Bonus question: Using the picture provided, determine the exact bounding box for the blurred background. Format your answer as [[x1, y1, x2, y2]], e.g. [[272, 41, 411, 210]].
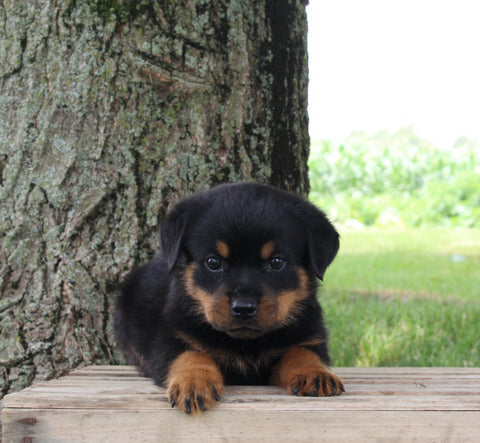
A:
[[307, 0, 480, 148], [305, 1, 480, 367]]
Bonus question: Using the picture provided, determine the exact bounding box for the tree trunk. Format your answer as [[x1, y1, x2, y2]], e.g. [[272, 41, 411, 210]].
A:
[[0, 0, 309, 395]]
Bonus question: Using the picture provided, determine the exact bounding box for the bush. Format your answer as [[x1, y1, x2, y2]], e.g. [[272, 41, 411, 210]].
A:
[[309, 128, 480, 227]]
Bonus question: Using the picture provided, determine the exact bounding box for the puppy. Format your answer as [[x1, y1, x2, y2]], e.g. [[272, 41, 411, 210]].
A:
[[115, 182, 343, 414]]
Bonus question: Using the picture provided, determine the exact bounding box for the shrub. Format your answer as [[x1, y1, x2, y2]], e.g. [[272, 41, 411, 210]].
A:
[[309, 128, 480, 227]]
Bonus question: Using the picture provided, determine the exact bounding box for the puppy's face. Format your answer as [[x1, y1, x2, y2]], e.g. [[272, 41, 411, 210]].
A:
[[184, 231, 311, 339], [160, 183, 339, 339]]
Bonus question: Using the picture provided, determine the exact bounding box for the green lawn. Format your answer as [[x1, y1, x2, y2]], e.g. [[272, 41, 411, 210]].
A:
[[320, 228, 480, 367]]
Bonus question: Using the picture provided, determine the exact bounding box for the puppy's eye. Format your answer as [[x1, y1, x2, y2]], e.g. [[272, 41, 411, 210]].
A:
[[205, 256, 222, 271], [269, 256, 286, 271]]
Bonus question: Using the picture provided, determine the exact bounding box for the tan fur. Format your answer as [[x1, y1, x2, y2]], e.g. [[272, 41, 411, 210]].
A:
[[275, 268, 310, 326], [166, 351, 224, 414], [216, 240, 230, 258], [260, 241, 275, 260], [271, 347, 344, 396], [175, 331, 328, 380], [175, 330, 286, 376], [184, 263, 230, 324], [184, 264, 314, 338]]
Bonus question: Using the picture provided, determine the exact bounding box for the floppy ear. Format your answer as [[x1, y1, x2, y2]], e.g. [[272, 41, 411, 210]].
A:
[[158, 203, 189, 271], [305, 206, 340, 281]]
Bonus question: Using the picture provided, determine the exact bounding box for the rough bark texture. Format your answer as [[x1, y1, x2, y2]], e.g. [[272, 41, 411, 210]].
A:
[[0, 0, 309, 395]]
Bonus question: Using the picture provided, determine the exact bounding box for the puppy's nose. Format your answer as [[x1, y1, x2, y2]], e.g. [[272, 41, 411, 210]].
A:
[[230, 299, 258, 320]]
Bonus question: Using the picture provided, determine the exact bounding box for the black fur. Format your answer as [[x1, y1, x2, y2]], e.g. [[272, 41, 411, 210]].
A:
[[115, 182, 339, 387]]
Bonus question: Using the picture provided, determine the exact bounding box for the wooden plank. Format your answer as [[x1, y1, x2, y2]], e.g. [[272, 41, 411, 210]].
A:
[[4, 393, 480, 413], [3, 366, 480, 442], [3, 409, 480, 442]]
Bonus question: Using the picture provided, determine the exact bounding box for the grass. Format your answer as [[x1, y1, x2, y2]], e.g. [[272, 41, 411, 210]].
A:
[[307, 129, 479, 366], [320, 228, 480, 367]]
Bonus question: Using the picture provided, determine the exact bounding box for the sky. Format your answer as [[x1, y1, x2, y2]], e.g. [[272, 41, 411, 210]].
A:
[[306, 0, 480, 148]]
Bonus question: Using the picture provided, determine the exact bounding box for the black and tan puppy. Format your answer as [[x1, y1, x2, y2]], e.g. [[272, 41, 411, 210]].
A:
[[115, 182, 343, 414]]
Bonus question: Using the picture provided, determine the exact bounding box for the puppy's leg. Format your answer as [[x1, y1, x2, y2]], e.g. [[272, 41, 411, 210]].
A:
[[271, 347, 344, 396], [166, 351, 224, 414]]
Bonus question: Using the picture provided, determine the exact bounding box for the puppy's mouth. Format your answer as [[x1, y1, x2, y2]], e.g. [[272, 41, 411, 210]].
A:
[[225, 326, 264, 339]]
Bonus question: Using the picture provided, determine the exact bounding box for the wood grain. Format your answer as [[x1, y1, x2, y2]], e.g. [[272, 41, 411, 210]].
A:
[[3, 366, 480, 442]]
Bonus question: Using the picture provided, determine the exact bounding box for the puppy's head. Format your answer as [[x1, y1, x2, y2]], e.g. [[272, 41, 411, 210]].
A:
[[160, 183, 339, 339]]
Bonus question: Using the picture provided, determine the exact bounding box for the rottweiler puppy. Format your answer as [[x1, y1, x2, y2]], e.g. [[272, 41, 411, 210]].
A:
[[115, 182, 344, 414]]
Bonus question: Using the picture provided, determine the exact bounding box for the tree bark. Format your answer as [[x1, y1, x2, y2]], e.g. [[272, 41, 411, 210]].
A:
[[0, 0, 309, 395]]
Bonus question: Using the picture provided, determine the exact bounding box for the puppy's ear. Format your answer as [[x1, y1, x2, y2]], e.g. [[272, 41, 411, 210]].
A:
[[305, 206, 340, 281], [159, 204, 189, 271]]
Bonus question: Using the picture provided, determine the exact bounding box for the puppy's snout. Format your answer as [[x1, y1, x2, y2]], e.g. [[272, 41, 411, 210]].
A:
[[228, 284, 261, 321], [230, 300, 258, 320], [230, 298, 258, 320], [230, 290, 258, 320]]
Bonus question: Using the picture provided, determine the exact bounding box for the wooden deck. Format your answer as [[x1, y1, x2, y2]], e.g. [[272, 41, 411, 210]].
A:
[[2, 365, 480, 442]]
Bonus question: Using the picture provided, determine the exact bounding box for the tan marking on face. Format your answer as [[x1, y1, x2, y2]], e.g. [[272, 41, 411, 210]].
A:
[[246, 267, 312, 333], [184, 263, 230, 328], [184, 263, 215, 322], [183, 263, 311, 341], [260, 241, 275, 260], [216, 240, 230, 258], [256, 294, 278, 326], [275, 268, 311, 327]]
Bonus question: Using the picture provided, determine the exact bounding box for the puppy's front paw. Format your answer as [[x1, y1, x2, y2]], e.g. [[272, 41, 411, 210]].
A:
[[286, 368, 344, 397], [273, 347, 344, 397], [166, 351, 224, 414]]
